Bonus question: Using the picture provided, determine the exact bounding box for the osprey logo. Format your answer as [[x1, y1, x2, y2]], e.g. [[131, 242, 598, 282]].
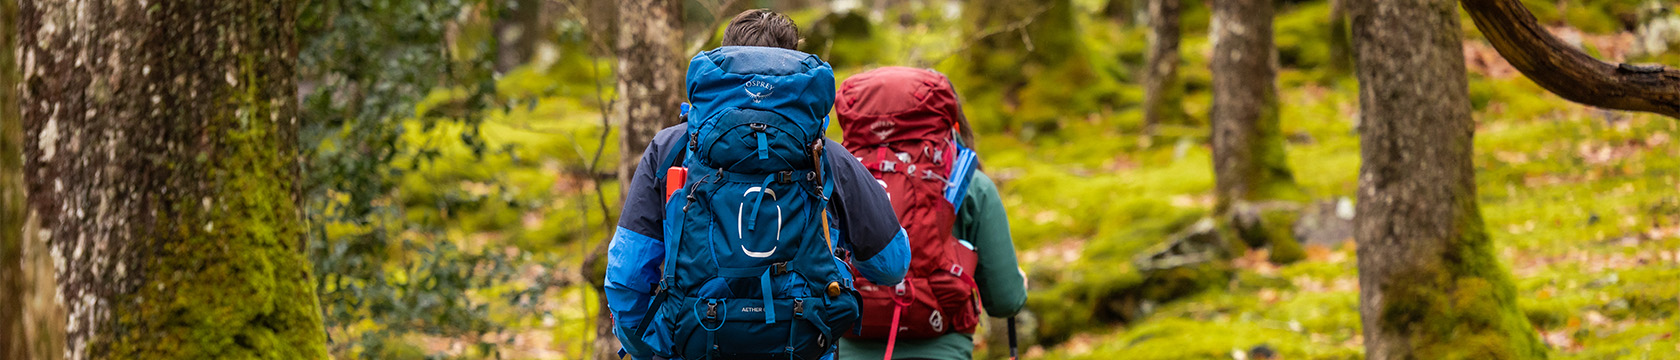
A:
[[870, 120, 896, 140], [744, 80, 775, 103]]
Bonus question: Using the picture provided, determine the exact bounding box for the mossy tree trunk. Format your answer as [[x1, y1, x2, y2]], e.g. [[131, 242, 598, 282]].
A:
[[1210, 0, 1299, 211], [19, 0, 328, 358], [582, 0, 684, 358], [1142, 0, 1184, 136], [1349, 0, 1547, 358]]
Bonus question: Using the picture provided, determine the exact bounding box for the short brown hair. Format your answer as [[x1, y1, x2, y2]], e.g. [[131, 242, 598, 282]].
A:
[[721, 9, 800, 50]]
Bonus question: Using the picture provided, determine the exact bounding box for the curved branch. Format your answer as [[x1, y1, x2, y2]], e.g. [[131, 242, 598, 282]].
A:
[[1461, 0, 1680, 118]]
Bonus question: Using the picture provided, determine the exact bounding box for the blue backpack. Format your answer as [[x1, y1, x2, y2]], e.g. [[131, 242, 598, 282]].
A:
[[625, 46, 859, 360]]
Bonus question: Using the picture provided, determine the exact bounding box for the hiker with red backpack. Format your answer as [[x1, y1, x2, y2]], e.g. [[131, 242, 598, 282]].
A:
[[833, 67, 1029, 360], [605, 10, 912, 360]]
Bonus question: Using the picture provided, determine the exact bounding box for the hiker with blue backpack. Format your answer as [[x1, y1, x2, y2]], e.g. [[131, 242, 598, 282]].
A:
[[832, 67, 1028, 360], [605, 9, 912, 360]]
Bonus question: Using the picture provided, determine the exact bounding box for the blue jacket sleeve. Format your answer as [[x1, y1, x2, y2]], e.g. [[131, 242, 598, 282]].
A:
[[605, 125, 686, 359], [854, 229, 909, 285], [824, 139, 909, 285]]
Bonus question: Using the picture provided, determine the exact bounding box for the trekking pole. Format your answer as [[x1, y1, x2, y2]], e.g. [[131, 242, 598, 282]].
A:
[[1007, 317, 1018, 360]]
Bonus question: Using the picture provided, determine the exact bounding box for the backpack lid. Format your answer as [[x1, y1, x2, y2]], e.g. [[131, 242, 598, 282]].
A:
[[686, 46, 836, 137], [835, 67, 963, 147]]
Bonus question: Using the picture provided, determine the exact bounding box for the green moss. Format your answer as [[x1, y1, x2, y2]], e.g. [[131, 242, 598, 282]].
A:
[[1261, 210, 1305, 264], [1376, 221, 1547, 359], [109, 54, 327, 358], [1275, 3, 1336, 71]]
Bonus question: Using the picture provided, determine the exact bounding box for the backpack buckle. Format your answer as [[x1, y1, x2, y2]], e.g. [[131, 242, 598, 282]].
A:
[[793, 299, 805, 316], [950, 264, 965, 277], [705, 300, 719, 318], [772, 262, 790, 275], [777, 171, 795, 184]]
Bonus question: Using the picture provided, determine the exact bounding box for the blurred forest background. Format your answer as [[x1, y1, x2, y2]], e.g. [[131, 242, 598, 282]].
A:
[[281, 0, 1680, 358], [5, 0, 1680, 359]]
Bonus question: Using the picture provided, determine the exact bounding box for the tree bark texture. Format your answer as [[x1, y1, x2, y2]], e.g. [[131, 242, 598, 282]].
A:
[[1142, 0, 1183, 133], [1462, 0, 1680, 119], [495, 0, 545, 73], [19, 0, 328, 358], [6, 1, 64, 358], [4, 0, 26, 354], [596, 0, 683, 358], [1210, 0, 1297, 210], [1350, 0, 1547, 358]]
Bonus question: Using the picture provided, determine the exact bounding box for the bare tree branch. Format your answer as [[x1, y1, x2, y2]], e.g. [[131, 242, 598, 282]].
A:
[[1461, 0, 1680, 118], [921, 4, 1052, 68], [685, 0, 743, 55]]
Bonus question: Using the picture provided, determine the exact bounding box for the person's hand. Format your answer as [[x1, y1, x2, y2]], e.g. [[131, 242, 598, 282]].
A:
[[1019, 267, 1029, 290]]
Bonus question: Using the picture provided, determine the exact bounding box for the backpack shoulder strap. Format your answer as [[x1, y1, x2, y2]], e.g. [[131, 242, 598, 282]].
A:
[[655, 105, 692, 182], [654, 140, 686, 181]]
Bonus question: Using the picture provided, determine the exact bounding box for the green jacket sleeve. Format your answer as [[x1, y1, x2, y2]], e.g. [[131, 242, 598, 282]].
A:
[[954, 170, 1027, 317]]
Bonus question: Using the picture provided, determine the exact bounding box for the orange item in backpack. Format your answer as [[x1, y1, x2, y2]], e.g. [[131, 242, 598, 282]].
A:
[[664, 167, 687, 202]]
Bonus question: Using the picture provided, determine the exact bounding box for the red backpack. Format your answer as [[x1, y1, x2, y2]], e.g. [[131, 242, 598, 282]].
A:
[[836, 67, 982, 348]]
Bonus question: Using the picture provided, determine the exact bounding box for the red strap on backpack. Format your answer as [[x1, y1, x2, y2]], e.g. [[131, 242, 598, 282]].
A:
[[882, 281, 915, 360]]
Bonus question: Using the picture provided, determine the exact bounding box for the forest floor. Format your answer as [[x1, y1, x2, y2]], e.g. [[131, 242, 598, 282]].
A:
[[1006, 74, 1680, 359]]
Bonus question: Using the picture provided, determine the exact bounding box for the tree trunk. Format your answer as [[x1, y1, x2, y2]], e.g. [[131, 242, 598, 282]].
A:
[[6, 1, 63, 358], [588, 0, 684, 358], [496, 0, 545, 73], [1142, 0, 1183, 135], [1328, 0, 1353, 74], [1210, 0, 1298, 210], [1461, 0, 1680, 119], [1350, 0, 1547, 358], [19, 1, 328, 358], [2, 0, 21, 349]]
